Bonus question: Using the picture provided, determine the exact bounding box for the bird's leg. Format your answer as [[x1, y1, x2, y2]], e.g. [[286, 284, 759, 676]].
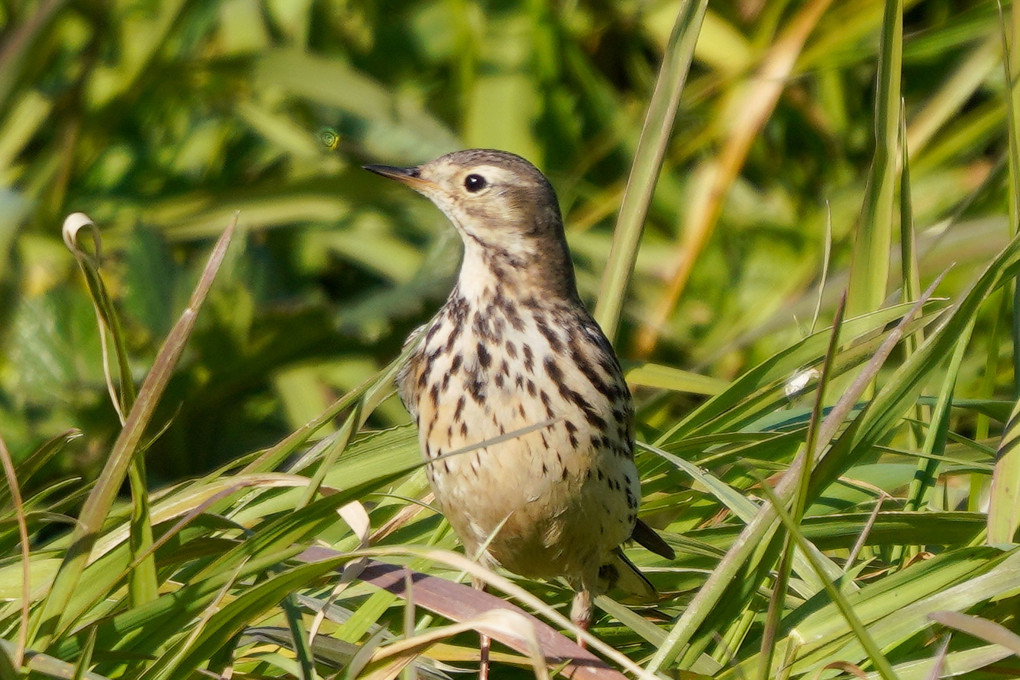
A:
[[570, 588, 593, 650], [473, 576, 491, 680], [480, 630, 491, 678]]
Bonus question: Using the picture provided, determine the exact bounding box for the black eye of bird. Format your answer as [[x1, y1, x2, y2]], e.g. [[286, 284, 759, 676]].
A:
[[464, 174, 487, 192]]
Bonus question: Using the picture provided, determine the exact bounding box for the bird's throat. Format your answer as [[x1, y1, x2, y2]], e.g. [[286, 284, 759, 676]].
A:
[[457, 237, 579, 303]]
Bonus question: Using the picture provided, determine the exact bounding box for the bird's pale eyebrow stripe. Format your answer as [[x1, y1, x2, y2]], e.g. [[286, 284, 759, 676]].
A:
[[465, 165, 514, 184]]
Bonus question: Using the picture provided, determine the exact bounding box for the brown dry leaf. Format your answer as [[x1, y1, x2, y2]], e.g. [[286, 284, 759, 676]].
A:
[[297, 548, 633, 680]]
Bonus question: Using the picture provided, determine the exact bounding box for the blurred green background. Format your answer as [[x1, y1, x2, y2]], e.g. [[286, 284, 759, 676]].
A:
[[0, 0, 1009, 485]]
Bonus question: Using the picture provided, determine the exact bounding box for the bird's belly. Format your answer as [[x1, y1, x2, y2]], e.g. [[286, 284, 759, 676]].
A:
[[410, 330, 639, 580]]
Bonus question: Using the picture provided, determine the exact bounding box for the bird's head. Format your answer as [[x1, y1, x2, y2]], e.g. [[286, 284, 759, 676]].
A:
[[365, 149, 568, 270]]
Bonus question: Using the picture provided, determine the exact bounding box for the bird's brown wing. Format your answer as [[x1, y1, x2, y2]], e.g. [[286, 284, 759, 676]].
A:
[[396, 324, 428, 421], [631, 518, 675, 560]]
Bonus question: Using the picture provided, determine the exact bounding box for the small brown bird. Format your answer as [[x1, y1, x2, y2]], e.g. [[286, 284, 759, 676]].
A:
[[366, 149, 673, 671]]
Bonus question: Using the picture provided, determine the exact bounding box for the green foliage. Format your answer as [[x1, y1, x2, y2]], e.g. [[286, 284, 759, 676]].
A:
[[3, 0, 1020, 678]]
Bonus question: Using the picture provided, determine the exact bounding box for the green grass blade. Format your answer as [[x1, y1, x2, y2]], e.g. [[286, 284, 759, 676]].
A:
[[812, 235, 1020, 505], [593, 0, 708, 342], [1003, 2, 1020, 396], [0, 644, 15, 680], [298, 405, 360, 508], [240, 335, 413, 477], [0, 0, 62, 112], [899, 322, 974, 522], [973, 288, 1008, 510], [658, 302, 943, 443], [759, 294, 847, 680], [0, 638, 112, 680], [758, 479, 898, 680], [634, 0, 836, 356], [70, 628, 96, 680], [280, 593, 316, 680], [907, 34, 1000, 156], [647, 276, 940, 672], [7, 430, 81, 495], [988, 395, 1020, 543], [846, 0, 902, 320], [0, 433, 28, 668], [928, 610, 1020, 655]]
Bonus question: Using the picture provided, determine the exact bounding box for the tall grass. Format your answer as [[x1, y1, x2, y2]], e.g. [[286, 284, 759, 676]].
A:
[[2, 1, 1020, 678]]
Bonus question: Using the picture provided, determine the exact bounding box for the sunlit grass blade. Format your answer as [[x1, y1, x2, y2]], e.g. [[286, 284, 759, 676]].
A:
[[625, 364, 728, 396], [897, 323, 974, 547], [974, 288, 1008, 509], [593, 0, 708, 342], [988, 395, 1020, 543], [928, 610, 1020, 656], [887, 643, 1013, 680], [759, 294, 847, 680], [647, 275, 941, 672], [658, 302, 943, 443], [0, 433, 28, 668], [758, 478, 897, 680], [0, 639, 112, 680], [1003, 1, 1020, 396], [899, 99, 925, 385], [724, 547, 1020, 678], [71, 628, 96, 680], [893, 97, 944, 566], [43, 473, 409, 664], [133, 558, 248, 680], [633, 0, 836, 356], [297, 405, 360, 508], [642, 441, 846, 591], [812, 232, 1020, 507], [846, 0, 901, 322]]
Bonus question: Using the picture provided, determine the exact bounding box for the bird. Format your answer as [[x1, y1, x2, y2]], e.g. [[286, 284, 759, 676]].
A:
[[365, 149, 674, 675]]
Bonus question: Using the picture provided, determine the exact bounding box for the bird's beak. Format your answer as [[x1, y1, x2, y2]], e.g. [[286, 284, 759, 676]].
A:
[[363, 164, 437, 192]]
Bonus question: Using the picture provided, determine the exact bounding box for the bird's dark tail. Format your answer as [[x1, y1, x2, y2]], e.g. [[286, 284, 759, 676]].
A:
[[598, 520, 672, 601], [631, 518, 675, 559], [602, 549, 657, 601]]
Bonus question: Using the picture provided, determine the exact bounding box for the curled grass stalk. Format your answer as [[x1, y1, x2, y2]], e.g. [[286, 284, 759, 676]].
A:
[[63, 213, 156, 608], [29, 215, 237, 649]]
